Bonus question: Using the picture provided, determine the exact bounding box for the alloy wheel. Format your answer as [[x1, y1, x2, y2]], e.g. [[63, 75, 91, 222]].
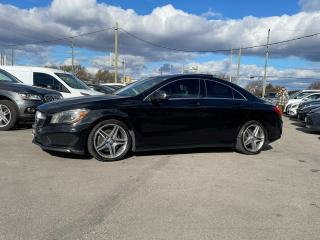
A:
[[0, 104, 11, 128], [242, 123, 265, 153], [93, 123, 128, 159]]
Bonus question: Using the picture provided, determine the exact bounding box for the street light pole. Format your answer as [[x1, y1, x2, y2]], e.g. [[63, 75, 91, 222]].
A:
[[114, 22, 119, 83]]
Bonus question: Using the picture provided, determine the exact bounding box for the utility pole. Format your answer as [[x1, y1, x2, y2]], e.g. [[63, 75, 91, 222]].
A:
[[182, 64, 185, 74], [236, 47, 242, 85], [122, 57, 126, 83], [229, 48, 234, 82], [70, 37, 75, 74], [262, 29, 271, 98], [11, 48, 14, 66], [114, 22, 119, 83]]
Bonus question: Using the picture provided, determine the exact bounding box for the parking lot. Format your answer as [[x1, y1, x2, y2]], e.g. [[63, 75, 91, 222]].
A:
[[0, 117, 319, 240]]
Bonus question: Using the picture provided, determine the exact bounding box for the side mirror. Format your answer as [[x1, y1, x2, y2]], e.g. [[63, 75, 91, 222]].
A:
[[150, 90, 169, 102]]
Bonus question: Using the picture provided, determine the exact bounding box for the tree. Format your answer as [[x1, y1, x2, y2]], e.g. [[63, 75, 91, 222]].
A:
[[308, 81, 320, 90], [95, 70, 115, 83]]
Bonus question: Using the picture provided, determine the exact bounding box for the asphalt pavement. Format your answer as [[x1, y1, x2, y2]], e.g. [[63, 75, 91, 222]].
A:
[[0, 117, 319, 240]]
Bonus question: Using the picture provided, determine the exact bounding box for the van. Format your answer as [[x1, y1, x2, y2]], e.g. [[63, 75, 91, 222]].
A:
[[0, 66, 101, 98]]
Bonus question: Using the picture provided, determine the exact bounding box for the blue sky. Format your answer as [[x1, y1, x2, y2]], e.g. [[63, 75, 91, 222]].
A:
[[0, 0, 319, 89], [2, 0, 301, 17]]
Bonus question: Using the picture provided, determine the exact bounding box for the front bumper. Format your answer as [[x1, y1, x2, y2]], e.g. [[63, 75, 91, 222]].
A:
[[305, 115, 320, 132], [32, 122, 90, 155]]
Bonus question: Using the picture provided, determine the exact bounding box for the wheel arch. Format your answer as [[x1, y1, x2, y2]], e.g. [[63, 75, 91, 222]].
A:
[[236, 116, 270, 143], [86, 114, 137, 152]]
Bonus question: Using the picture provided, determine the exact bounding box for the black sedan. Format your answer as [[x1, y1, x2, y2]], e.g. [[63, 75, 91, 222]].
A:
[[297, 100, 320, 121], [305, 107, 320, 131], [33, 74, 282, 161]]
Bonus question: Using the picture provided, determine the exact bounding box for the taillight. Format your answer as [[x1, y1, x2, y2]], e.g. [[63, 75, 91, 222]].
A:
[[273, 105, 282, 118]]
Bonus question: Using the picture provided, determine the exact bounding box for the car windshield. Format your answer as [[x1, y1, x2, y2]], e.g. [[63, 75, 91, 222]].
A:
[[0, 70, 21, 83], [115, 76, 167, 97], [55, 73, 90, 90], [293, 92, 312, 99]]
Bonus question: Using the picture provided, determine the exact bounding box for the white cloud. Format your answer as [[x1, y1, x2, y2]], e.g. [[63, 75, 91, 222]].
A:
[[299, 0, 320, 12], [201, 8, 222, 19], [0, 0, 320, 62]]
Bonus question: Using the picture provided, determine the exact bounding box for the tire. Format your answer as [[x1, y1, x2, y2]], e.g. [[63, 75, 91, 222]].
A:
[[235, 120, 267, 155], [0, 100, 18, 131], [87, 119, 132, 161]]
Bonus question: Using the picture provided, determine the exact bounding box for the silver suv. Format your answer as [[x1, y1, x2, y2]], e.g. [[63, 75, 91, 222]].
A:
[[0, 69, 62, 130]]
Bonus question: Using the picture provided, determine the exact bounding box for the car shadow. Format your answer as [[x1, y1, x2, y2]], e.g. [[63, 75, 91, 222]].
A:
[[11, 124, 33, 131], [295, 127, 320, 135], [43, 145, 274, 161], [291, 121, 304, 127], [45, 150, 92, 160], [133, 145, 273, 157]]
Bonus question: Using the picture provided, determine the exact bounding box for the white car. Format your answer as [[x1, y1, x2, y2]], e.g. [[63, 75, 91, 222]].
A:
[[0, 66, 102, 98], [286, 92, 320, 116]]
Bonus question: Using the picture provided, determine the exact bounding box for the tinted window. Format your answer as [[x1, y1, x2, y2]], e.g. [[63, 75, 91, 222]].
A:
[[160, 79, 199, 98], [0, 70, 20, 83], [55, 73, 89, 90], [33, 73, 69, 93], [116, 76, 166, 97], [205, 80, 233, 99], [233, 90, 245, 99], [308, 94, 320, 100]]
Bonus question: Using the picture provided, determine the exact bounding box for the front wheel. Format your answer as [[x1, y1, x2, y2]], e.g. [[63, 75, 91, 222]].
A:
[[0, 100, 18, 131], [87, 119, 131, 161], [236, 121, 267, 155]]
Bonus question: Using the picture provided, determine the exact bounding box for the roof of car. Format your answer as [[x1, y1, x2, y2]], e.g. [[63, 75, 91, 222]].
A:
[[0, 65, 67, 74]]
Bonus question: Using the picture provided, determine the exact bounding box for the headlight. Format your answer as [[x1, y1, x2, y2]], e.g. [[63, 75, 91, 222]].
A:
[[50, 109, 89, 124], [19, 93, 42, 100], [291, 104, 298, 109]]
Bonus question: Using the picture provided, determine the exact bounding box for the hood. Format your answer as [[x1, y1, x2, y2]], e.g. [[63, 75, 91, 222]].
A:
[[0, 82, 61, 96], [37, 94, 125, 114]]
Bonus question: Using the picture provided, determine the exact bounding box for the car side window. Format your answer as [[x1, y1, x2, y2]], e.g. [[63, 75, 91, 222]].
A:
[[233, 89, 245, 100], [205, 80, 234, 99], [33, 73, 69, 93], [160, 79, 199, 98]]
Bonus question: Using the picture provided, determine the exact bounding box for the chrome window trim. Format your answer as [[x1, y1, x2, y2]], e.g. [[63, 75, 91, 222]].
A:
[[204, 79, 247, 100], [143, 77, 247, 101], [143, 78, 200, 101]]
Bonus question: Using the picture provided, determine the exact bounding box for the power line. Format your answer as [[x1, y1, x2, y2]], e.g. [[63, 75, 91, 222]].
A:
[[119, 27, 320, 53], [0, 27, 115, 48]]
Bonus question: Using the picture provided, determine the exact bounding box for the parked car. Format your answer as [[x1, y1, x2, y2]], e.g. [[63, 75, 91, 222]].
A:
[[87, 84, 115, 94], [101, 83, 126, 90], [33, 74, 282, 161], [305, 107, 320, 131], [297, 100, 320, 121], [264, 92, 277, 105], [0, 66, 102, 98], [0, 69, 62, 130], [285, 92, 320, 116]]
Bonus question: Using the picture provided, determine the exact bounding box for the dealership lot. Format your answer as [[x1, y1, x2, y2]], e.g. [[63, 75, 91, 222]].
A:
[[0, 117, 319, 240]]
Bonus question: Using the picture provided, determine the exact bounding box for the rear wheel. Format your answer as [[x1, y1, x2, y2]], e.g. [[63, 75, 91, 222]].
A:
[[236, 121, 266, 155], [0, 100, 17, 131], [87, 119, 131, 161]]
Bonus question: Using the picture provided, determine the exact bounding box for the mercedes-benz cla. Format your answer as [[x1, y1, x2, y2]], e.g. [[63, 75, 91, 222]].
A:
[[33, 74, 282, 161]]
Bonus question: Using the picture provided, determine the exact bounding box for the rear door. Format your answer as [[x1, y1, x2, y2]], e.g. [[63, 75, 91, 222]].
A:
[[198, 79, 247, 145]]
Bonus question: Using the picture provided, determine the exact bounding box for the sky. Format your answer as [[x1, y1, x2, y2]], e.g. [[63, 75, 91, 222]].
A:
[[0, 0, 320, 89]]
